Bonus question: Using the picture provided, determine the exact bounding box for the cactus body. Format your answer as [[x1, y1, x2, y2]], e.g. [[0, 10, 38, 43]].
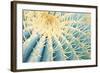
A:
[[22, 11, 91, 62]]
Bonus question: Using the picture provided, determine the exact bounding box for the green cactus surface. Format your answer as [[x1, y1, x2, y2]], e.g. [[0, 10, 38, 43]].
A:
[[22, 10, 91, 62]]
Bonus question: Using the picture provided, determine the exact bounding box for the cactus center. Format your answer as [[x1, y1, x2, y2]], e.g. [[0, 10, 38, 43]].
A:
[[33, 12, 63, 39]]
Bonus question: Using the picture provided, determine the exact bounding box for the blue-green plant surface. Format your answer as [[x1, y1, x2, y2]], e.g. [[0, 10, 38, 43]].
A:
[[22, 11, 91, 62]]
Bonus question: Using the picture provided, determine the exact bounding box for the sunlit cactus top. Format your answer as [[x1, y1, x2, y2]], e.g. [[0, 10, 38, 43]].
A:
[[22, 10, 91, 62]]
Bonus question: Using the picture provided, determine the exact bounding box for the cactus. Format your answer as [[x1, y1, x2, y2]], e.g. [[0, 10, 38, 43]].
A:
[[22, 11, 91, 62]]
